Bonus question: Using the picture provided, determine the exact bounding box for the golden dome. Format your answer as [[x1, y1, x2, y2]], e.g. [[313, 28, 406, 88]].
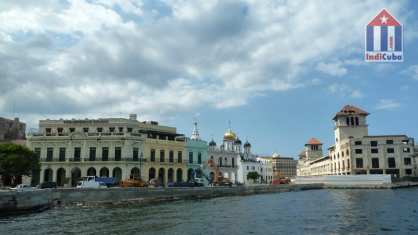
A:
[[224, 129, 237, 141]]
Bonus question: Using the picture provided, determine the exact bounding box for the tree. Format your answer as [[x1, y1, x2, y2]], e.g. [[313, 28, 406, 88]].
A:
[[0, 143, 40, 186], [247, 171, 260, 183]]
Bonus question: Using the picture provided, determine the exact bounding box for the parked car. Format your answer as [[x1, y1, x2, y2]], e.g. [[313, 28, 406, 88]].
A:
[[39, 182, 57, 189], [10, 184, 36, 192], [168, 181, 203, 187], [76, 176, 107, 189]]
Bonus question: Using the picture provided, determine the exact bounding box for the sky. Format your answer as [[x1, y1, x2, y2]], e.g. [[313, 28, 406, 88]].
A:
[[1, 0, 418, 157]]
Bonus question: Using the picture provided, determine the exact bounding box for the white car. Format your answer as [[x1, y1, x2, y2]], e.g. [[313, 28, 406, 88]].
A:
[[11, 184, 36, 192], [76, 177, 107, 189]]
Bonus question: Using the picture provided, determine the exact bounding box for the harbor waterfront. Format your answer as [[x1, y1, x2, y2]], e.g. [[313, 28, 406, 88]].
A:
[[1, 188, 418, 234]]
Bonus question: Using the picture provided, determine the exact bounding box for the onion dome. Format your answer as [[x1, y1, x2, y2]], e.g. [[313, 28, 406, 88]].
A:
[[209, 140, 216, 146], [224, 129, 237, 141], [244, 141, 251, 148], [234, 138, 242, 145]]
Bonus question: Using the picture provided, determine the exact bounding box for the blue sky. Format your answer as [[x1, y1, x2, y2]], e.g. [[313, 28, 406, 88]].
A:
[[0, 0, 418, 157]]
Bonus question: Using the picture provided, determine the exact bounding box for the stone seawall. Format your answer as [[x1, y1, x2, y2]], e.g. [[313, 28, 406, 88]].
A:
[[54, 184, 323, 205], [0, 184, 322, 214]]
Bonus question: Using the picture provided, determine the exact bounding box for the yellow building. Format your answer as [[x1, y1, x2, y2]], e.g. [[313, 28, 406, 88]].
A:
[[142, 126, 188, 186]]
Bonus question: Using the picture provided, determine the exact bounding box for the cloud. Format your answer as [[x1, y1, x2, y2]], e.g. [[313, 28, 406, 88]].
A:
[[328, 84, 364, 99], [403, 65, 418, 80], [375, 99, 401, 110], [0, 0, 407, 125], [317, 62, 348, 77]]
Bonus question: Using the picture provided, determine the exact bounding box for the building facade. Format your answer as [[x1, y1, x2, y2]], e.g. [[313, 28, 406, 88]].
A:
[[297, 105, 418, 178], [185, 121, 208, 181], [26, 114, 189, 187], [272, 153, 297, 178], [297, 138, 331, 176], [207, 128, 240, 183]]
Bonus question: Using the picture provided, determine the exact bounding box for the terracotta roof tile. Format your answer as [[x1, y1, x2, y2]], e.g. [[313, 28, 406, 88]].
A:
[[306, 138, 322, 145], [333, 105, 369, 120]]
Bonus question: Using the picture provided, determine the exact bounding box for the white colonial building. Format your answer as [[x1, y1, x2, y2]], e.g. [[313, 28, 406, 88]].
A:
[[297, 105, 418, 178], [207, 126, 270, 185], [297, 138, 331, 176]]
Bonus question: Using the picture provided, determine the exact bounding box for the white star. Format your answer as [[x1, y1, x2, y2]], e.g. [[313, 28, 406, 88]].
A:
[[380, 15, 388, 24]]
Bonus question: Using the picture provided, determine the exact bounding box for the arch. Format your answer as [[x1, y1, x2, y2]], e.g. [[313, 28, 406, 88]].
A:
[[187, 168, 194, 182], [100, 167, 109, 177], [168, 168, 174, 183], [71, 167, 81, 187], [176, 168, 183, 182], [158, 168, 165, 186], [56, 168, 66, 187], [112, 167, 122, 182], [148, 167, 156, 181], [209, 172, 215, 183], [87, 167, 96, 177], [131, 167, 140, 179], [195, 168, 203, 178], [230, 172, 235, 183], [43, 168, 53, 183]]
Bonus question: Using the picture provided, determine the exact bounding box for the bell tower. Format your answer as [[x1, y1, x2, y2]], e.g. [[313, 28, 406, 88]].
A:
[[333, 105, 369, 143]]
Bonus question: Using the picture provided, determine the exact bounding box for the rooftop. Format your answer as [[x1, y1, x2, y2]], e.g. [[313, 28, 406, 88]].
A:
[[333, 105, 369, 120]]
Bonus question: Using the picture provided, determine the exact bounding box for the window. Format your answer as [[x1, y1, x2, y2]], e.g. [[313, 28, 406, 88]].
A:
[[46, 147, 53, 161], [402, 139, 409, 145], [115, 147, 122, 161], [405, 169, 412, 175], [346, 117, 350, 126], [355, 117, 359, 126], [102, 147, 109, 161], [388, 158, 396, 168], [127, 128, 132, 133], [404, 158, 412, 166], [387, 148, 395, 154], [371, 148, 379, 154], [74, 147, 81, 161], [59, 148, 66, 162], [57, 128, 63, 133], [150, 149, 155, 162], [118, 127, 124, 132], [232, 157, 235, 167], [350, 117, 354, 126], [34, 148, 41, 160], [403, 147, 410, 153], [133, 148, 139, 161], [189, 152, 193, 164], [356, 158, 363, 168], [169, 151, 174, 163], [198, 152, 202, 164], [97, 127, 103, 133], [69, 128, 75, 133], [354, 141, 362, 146], [372, 158, 379, 168], [178, 151, 182, 163], [355, 149, 363, 154], [89, 147, 96, 161], [386, 140, 394, 145], [246, 166, 249, 170], [109, 127, 115, 132], [370, 141, 378, 147], [83, 127, 89, 133], [46, 128, 51, 135], [160, 150, 165, 162]]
